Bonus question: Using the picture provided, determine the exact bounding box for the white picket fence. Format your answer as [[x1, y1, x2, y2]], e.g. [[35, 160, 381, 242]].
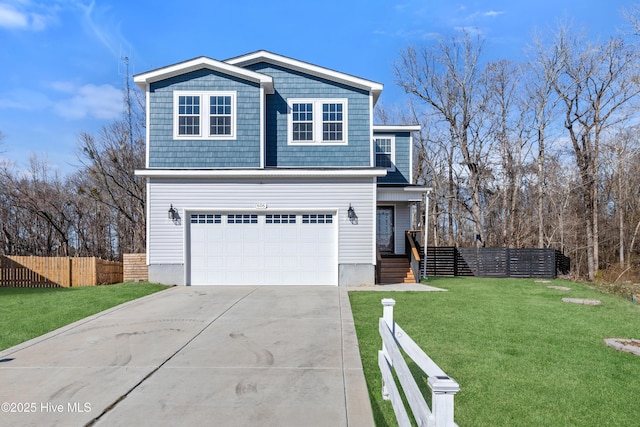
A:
[[379, 298, 460, 427]]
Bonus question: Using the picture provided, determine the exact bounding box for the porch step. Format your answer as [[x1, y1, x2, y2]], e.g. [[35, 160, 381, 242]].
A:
[[379, 256, 416, 284]]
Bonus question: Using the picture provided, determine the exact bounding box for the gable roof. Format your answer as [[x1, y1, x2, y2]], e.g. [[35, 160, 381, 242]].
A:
[[225, 50, 384, 104], [133, 56, 275, 93]]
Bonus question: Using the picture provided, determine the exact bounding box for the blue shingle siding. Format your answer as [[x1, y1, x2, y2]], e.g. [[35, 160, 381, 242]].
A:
[[148, 69, 261, 168], [247, 63, 372, 168], [377, 132, 411, 184]]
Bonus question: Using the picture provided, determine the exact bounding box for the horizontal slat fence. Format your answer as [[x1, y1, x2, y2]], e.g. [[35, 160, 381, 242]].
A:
[[123, 253, 148, 282], [421, 246, 474, 277], [416, 246, 570, 279], [0, 256, 122, 288], [457, 248, 561, 278], [556, 251, 571, 275]]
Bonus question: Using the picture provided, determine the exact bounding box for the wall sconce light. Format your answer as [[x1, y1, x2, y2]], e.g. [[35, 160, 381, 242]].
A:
[[168, 204, 178, 221], [347, 204, 358, 224]]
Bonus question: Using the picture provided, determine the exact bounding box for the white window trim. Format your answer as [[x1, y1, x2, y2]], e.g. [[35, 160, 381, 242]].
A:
[[173, 91, 237, 140], [374, 134, 396, 172], [287, 98, 348, 145]]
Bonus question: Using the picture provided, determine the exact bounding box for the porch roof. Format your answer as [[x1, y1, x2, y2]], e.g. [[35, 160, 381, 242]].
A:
[[377, 185, 432, 202]]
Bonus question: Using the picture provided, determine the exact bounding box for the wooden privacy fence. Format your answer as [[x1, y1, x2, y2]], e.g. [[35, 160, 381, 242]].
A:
[[0, 255, 123, 288], [123, 253, 148, 282], [379, 298, 460, 427]]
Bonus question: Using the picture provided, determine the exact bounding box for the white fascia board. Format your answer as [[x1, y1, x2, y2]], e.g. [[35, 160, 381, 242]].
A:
[[225, 50, 383, 104], [133, 56, 274, 94], [403, 186, 432, 193], [373, 125, 421, 133], [135, 168, 388, 178], [377, 186, 431, 202]]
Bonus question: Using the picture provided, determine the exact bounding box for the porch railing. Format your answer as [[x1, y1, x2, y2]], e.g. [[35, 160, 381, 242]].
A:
[[406, 231, 422, 282]]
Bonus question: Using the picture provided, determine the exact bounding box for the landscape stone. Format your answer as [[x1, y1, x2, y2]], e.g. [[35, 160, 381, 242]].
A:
[[548, 286, 572, 291], [562, 298, 602, 305], [604, 338, 640, 356]]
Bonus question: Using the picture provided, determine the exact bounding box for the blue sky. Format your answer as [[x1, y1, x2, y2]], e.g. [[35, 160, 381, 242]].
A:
[[0, 0, 637, 172]]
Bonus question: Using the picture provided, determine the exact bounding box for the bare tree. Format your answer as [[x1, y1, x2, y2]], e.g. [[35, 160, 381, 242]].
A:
[[600, 126, 640, 272], [75, 76, 146, 258], [551, 27, 640, 280], [396, 32, 492, 246], [77, 118, 146, 257], [528, 36, 563, 248], [0, 156, 76, 256], [483, 59, 534, 247]]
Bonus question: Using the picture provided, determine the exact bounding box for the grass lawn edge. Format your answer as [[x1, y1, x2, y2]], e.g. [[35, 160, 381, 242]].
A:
[[0, 283, 173, 356]]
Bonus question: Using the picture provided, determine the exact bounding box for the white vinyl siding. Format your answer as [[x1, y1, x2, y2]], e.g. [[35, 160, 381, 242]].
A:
[[146, 177, 376, 267]]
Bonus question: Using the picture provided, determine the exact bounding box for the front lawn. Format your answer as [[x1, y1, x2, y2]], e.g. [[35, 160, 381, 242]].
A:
[[0, 282, 169, 351], [349, 277, 640, 426]]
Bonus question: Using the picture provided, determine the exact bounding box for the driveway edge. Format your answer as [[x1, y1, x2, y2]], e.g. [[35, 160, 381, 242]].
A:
[[0, 286, 177, 359]]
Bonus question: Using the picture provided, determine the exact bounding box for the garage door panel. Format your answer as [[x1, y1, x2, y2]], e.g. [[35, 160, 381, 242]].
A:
[[224, 270, 244, 284], [279, 256, 299, 269], [189, 212, 336, 285], [206, 270, 224, 283], [280, 244, 299, 257]]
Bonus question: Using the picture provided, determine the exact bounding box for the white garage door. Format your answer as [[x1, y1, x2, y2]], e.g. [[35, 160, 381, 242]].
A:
[[189, 212, 337, 285]]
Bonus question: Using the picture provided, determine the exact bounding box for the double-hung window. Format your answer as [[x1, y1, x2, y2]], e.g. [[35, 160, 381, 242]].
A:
[[177, 95, 201, 136], [374, 136, 395, 171], [292, 103, 313, 141], [288, 98, 347, 144], [174, 91, 236, 139]]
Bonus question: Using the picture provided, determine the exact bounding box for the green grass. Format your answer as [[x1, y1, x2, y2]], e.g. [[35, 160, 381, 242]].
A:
[[349, 277, 640, 426], [0, 282, 169, 351]]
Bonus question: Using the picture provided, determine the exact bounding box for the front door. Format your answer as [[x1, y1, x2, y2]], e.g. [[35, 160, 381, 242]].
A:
[[376, 207, 394, 253]]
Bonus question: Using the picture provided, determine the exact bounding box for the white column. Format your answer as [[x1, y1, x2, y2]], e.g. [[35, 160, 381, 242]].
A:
[[423, 190, 431, 279]]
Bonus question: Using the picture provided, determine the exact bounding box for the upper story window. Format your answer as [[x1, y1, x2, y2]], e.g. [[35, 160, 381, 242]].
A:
[[374, 136, 395, 171], [288, 98, 348, 145], [292, 103, 313, 141], [177, 95, 201, 136], [174, 91, 236, 140], [209, 95, 233, 136]]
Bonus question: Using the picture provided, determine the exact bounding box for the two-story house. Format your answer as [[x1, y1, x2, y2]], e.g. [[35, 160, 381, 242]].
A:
[[133, 51, 428, 286]]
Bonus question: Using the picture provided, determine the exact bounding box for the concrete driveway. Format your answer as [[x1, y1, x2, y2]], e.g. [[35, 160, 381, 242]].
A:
[[0, 286, 374, 427]]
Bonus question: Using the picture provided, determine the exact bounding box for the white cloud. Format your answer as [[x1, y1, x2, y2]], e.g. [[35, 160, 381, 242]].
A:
[[0, 83, 122, 121], [0, 88, 52, 110], [0, 1, 58, 31], [30, 12, 48, 30], [0, 3, 28, 28], [484, 10, 504, 18], [53, 83, 122, 120], [50, 81, 76, 93], [454, 26, 484, 36], [79, 0, 133, 59]]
